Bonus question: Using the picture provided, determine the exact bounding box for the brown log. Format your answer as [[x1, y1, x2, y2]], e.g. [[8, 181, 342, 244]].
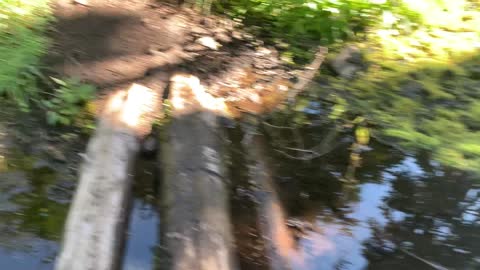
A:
[[55, 84, 162, 270], [158, 74, 237, 270], [243, 134, 296, 270]]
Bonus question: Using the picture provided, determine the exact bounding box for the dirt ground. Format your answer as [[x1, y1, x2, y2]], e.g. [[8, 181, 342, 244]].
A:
[[45, 0, 298, 116]]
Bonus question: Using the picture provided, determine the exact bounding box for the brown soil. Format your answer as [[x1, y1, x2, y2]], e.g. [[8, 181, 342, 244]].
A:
[[45, 0, 298, 116]]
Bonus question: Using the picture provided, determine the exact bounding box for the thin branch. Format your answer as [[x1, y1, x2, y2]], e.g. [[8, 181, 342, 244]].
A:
[[276, 139, 345, 161], [262, 121, 295, 130], [283, 147, 316, 153], [288, 47, 328, 102], [399, 248, 449, 270]]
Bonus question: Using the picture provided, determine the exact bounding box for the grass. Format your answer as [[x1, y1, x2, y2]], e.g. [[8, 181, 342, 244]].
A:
[[0, 0, 95, 129], [0, 0, 52, 109]]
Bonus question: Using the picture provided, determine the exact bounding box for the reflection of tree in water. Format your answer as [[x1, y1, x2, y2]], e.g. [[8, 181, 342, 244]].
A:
[[367, 158, 480, 269], [259, 123, 480, 269]]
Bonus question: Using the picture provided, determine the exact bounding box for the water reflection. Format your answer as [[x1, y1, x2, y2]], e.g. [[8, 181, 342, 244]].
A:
[[0, 151, 161, 270], [123, 200, 159, 270], [271, 135, 480, 270]]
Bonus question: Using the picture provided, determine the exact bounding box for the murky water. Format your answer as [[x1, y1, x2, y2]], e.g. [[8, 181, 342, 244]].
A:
[[1, 126, 479, 269], [229, 125, 480, 270], [0, 152, 161, 270]]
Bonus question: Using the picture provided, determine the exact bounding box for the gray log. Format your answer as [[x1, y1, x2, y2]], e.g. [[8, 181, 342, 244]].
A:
[[159, 75, 237, 270], [55, 84, 161, 270]]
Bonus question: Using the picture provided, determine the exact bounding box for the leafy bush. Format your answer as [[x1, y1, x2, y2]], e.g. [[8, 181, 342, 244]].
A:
[[42, 78, 96, 126], [0, 0, 96, 129], [218, 0, 420, 62], [221, 0, 480, 173]]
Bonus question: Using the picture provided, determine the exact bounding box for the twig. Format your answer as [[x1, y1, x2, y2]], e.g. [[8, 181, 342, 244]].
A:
[[283, 147, 316, 153], [288, 47, 328, 103], [262, 121, 294, 130], [399, 248, 449, 270], [275, 139, 344, 161]]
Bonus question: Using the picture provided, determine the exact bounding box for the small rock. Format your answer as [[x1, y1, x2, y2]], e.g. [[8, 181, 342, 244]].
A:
[[72, 0, 89, 6], [215, 32, 232, 44], [195, 36, 221, 50], [243, 33, 255, 41], [331, 46, 365, 78], [184, 43, 208, 52], [44, 145, 67, 163], [200, 17, 215, 28], [140, 18, 151, 26], [231, 31, 243, 40], [191, 26, 210, 36], [253, 59, 278, 70], [33, 159, 53, 170], [146, 44, 172, 55]]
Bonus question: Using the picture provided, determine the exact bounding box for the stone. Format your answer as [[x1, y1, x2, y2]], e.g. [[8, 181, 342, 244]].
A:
[[191, 26, 211, 36], [184, 43, 208, 52], [200, 17, 215, 28], [44, 145, 67, 163], [331, 46, 365, 78], [73, 0, 89, 6], [146, 44, 172, 55], [33, 159, 54, 170], [195, 36, 221, 50], [231, 31, 243, 40], [215, 32, 232, 44]]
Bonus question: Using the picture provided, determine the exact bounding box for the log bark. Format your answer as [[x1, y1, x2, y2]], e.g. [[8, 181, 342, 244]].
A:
[[55, 84, 162, 270], [159, 74, 237, 270], [243, 133, 295, 270]]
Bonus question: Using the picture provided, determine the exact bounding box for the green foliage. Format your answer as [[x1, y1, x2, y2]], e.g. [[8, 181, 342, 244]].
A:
[[0, 0, 96, 130], [42, 77, 95, 127], [219, 0, 420, 62], [234, 0, 480, 174], [0, 0, 51, 109]]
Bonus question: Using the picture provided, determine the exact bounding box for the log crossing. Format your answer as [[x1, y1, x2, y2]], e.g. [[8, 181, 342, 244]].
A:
[[159, 74, 238, 270], [55, 84, 162, 270]]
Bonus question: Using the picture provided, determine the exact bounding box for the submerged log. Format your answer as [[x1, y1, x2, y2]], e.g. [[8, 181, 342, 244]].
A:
[[243, 134, 296, 270], [55, 84, 162, 270], [159, 74, 237, 270]]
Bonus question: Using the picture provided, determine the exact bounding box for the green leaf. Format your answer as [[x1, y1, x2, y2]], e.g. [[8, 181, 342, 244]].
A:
[[59, 116, 71, 125], [46, 111, 58, 125], [50, 77, 67, 86], [41, 100, 53, 108]]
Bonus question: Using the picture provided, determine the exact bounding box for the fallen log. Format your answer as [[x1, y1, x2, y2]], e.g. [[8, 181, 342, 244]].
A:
[[242, 133, 296, 270], [159, 74, 237, 270], [55, 83, 162, 270]]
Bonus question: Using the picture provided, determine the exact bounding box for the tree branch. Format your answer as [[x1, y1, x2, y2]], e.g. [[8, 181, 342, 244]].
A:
[[287, 47, 328, 103]]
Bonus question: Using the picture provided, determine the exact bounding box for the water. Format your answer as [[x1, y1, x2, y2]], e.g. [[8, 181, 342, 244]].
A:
[[0, 152, 161, 270], [263, 135, 480, 270], [0, 128, 479, 269]]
